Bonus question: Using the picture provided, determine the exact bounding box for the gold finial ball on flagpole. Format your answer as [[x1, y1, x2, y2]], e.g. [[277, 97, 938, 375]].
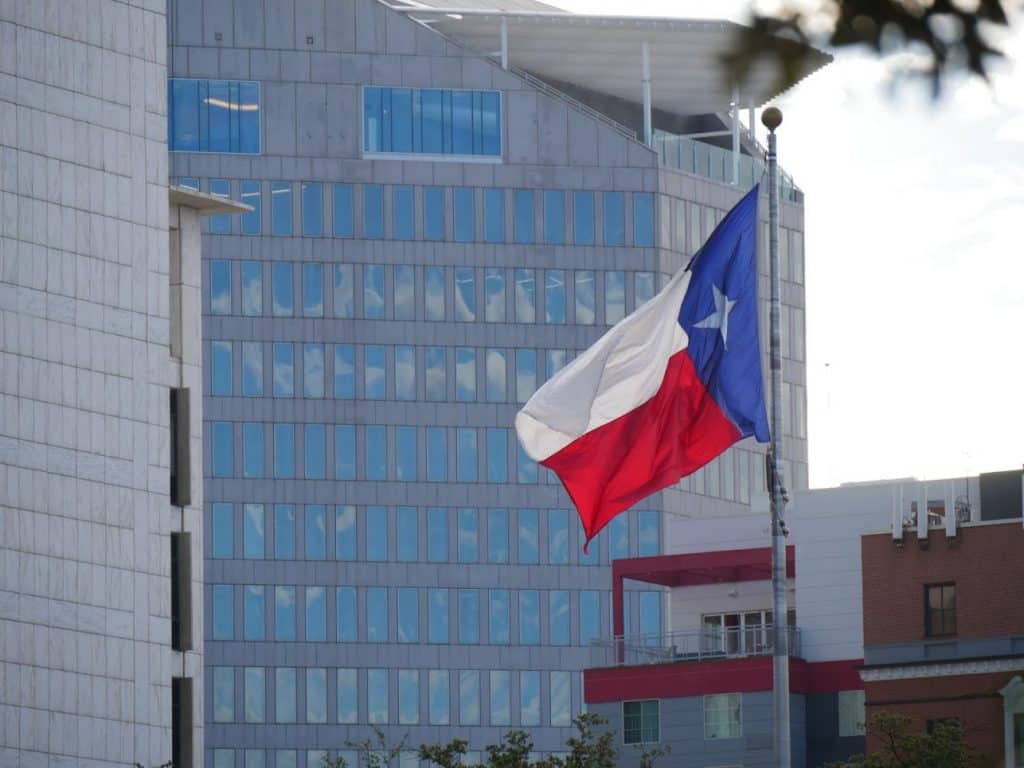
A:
[[761, 107, 783, 131]]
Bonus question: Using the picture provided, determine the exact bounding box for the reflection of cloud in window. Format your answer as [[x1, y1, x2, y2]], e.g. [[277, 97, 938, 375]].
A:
[[273, 357, 293, 396], [485, 271, 505, 321], [276, 587, 295, 608], [455, 270, 475, 321], [550, 671, 571, 726], [425, 268, 445, 320], [242, 277, 261, 314], [395, 347, 415, 399], [455, 349, 475, 399], [395, 268, 415, 317], [486, 349, 506, 400], [211, 291, 230, 314]]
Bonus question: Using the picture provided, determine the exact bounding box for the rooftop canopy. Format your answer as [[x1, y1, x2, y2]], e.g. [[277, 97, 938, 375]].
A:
[[388, 4, 832, 118]]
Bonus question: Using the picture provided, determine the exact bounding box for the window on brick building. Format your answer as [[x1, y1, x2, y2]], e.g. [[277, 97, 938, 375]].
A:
[[924, 583, 956, 636], [838, 690, 866, 736]]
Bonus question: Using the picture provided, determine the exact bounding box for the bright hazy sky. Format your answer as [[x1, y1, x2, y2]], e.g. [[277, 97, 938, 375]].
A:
[[557, 0, 1024, 488]]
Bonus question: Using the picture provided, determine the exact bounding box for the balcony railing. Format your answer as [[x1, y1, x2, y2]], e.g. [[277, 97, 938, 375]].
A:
[[591, 625, 803, 667], [654, 130, 802, 204]]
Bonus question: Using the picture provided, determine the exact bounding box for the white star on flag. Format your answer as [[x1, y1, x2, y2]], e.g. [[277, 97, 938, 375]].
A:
[[694, 284, 737, 349]]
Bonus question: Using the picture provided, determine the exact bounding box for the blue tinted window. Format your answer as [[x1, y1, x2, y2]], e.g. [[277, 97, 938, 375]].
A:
[[398, 588, 418, 643], [305, 505, 326, 559], [454, 267, 475, 321], [395, 345, 415, 399], [399, 669, 419, 724], [212, 667, 234, 722], [307, 668, 327, 722], [514, 268, 535, 323], [304, 425, 325, 479], [516, 441, 538, 484], [367, 668, 388, 723], [485, 348, 506, 402], [455, 348, 475, 402], [244, 585, 265, 640], [393, 186, 413, 240], [484, 189, 504, 243], [518, 509, 538, 564], [337, 669, 357, 723], [273, 423, 294, 478], [489, 589, 509, 644], [635, 271, 656, 305], [169, 79, 260, 153], [271, 263, 293, 316], [519, 590, 539, 644], [363, 87, 501, 157], [634, 193, 654, 247], [211, 340, 232, 396], [271, 182, 292, 235], [335, 505, 356, 561], [638, 510, 660, 556], [543, 191, 565, 244], [514, 190, 534, 244], [334, 425, 355, 480], [581, 590, 600, 645], [302, 183, 322, 236], [550, 590, 569, 645], [486, 428, 507, 484], [515, 348, 535, 404], [363, 185, 383, 239], [457, 428, 477, 482], [302, 263, 323, 317], [210, 260, 230, 315], [210, 180, 231, 234], [609, 515, 629, 559], [454, 188, 474, 242], [545, 269, 565, 324], [639, 591, 661, 637], [459, 670, 480, 725], [242, 423, 264, 478], [242, 342, 262, 396], [396, 426, 416, 481], [425, 266, 445, 321], [458, 589, 479, 643], [306, 586, 326, 640], [605, 271, 626, 324], [520, 671, 540, 726], [364, 345, 385, 399], [275, 505, 295, 559], [424, 187, 444, 240], [427, 507, 448, 562], [573, 191, 595, 245], [212, 503, 233, 558], [364, 264, 385, 319], [178, 177, 199, 191], [429, 589, 449, 643], [212, 584, 233, 639], [549, 509, 569, 564], [330, 264, 358, 317], [575, 270, 596, 325], [241, 262, 262, 315], [603, 191, 624, 245], [303, 343, 324, 398], [275, 586, 296, 640], [488, 509, 508, 563], [337, 587, 356, 642], [394, 267, 415, 321], [485, 268, 505, 322], [580, 519, 598, 565], [425, 428, 446, 481], [212, 423, 234, 479], [334, 344, 355, 399], [366, 587, 388, 642], [243, 504, 264, 559], [428, 670, 449, 725], [244, 668, 265, 723], [397, 507, 417, 561], [333, 184, 353, 237], [425, 346, 446, 401], [272, 342, 294, 397], [366, 506, 387, 561], [458, 507, 478, 562]]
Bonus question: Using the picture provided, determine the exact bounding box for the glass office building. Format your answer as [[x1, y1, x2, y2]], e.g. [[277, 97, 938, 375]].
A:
[[167, 0, 824, 765]]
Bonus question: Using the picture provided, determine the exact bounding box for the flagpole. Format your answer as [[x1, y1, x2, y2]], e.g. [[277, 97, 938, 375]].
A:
[[762, 106, 791, 768]]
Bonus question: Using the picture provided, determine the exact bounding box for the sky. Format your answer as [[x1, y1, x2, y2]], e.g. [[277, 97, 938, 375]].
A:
[[556, 0, 1024, 488]]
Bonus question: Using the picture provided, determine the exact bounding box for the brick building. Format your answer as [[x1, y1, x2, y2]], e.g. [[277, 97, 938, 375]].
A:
[[859, 471, 1024, 768]]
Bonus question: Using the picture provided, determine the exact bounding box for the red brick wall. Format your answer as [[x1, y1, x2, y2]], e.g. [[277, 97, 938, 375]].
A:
[[862, 522, 1024, 646], [865, 672, 1014, 768]]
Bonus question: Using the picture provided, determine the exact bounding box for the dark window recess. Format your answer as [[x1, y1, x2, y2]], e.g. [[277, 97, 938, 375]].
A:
[[171, 677, 194, 768], [171, 532, 193, 651], [170, 388, 191, 506], [979, 468, 1023, 521], [925, 583, 956, 637], [926, 718, 962, 738]]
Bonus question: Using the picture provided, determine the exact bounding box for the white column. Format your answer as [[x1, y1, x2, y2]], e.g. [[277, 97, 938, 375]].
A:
[[642, 42, 652, 147], [500, 17, 508, 70], [731, 86, 740, 184]]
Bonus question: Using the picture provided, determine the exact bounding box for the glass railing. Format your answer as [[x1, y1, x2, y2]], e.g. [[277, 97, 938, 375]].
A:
[[654, 130, 802, 204], [589, 625, 803, 667]]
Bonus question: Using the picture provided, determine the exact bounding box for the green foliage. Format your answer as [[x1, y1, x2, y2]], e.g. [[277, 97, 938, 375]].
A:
[[344, 725, 408, 768], [418, 738, 469, 768], [724, 0, 1018, 96], [550, 713, 617, 768], [824, 711, 977, 768]]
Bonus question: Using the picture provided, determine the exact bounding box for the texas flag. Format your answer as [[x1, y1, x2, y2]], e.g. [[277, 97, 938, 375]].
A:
[[515, 185, 769, 547]]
